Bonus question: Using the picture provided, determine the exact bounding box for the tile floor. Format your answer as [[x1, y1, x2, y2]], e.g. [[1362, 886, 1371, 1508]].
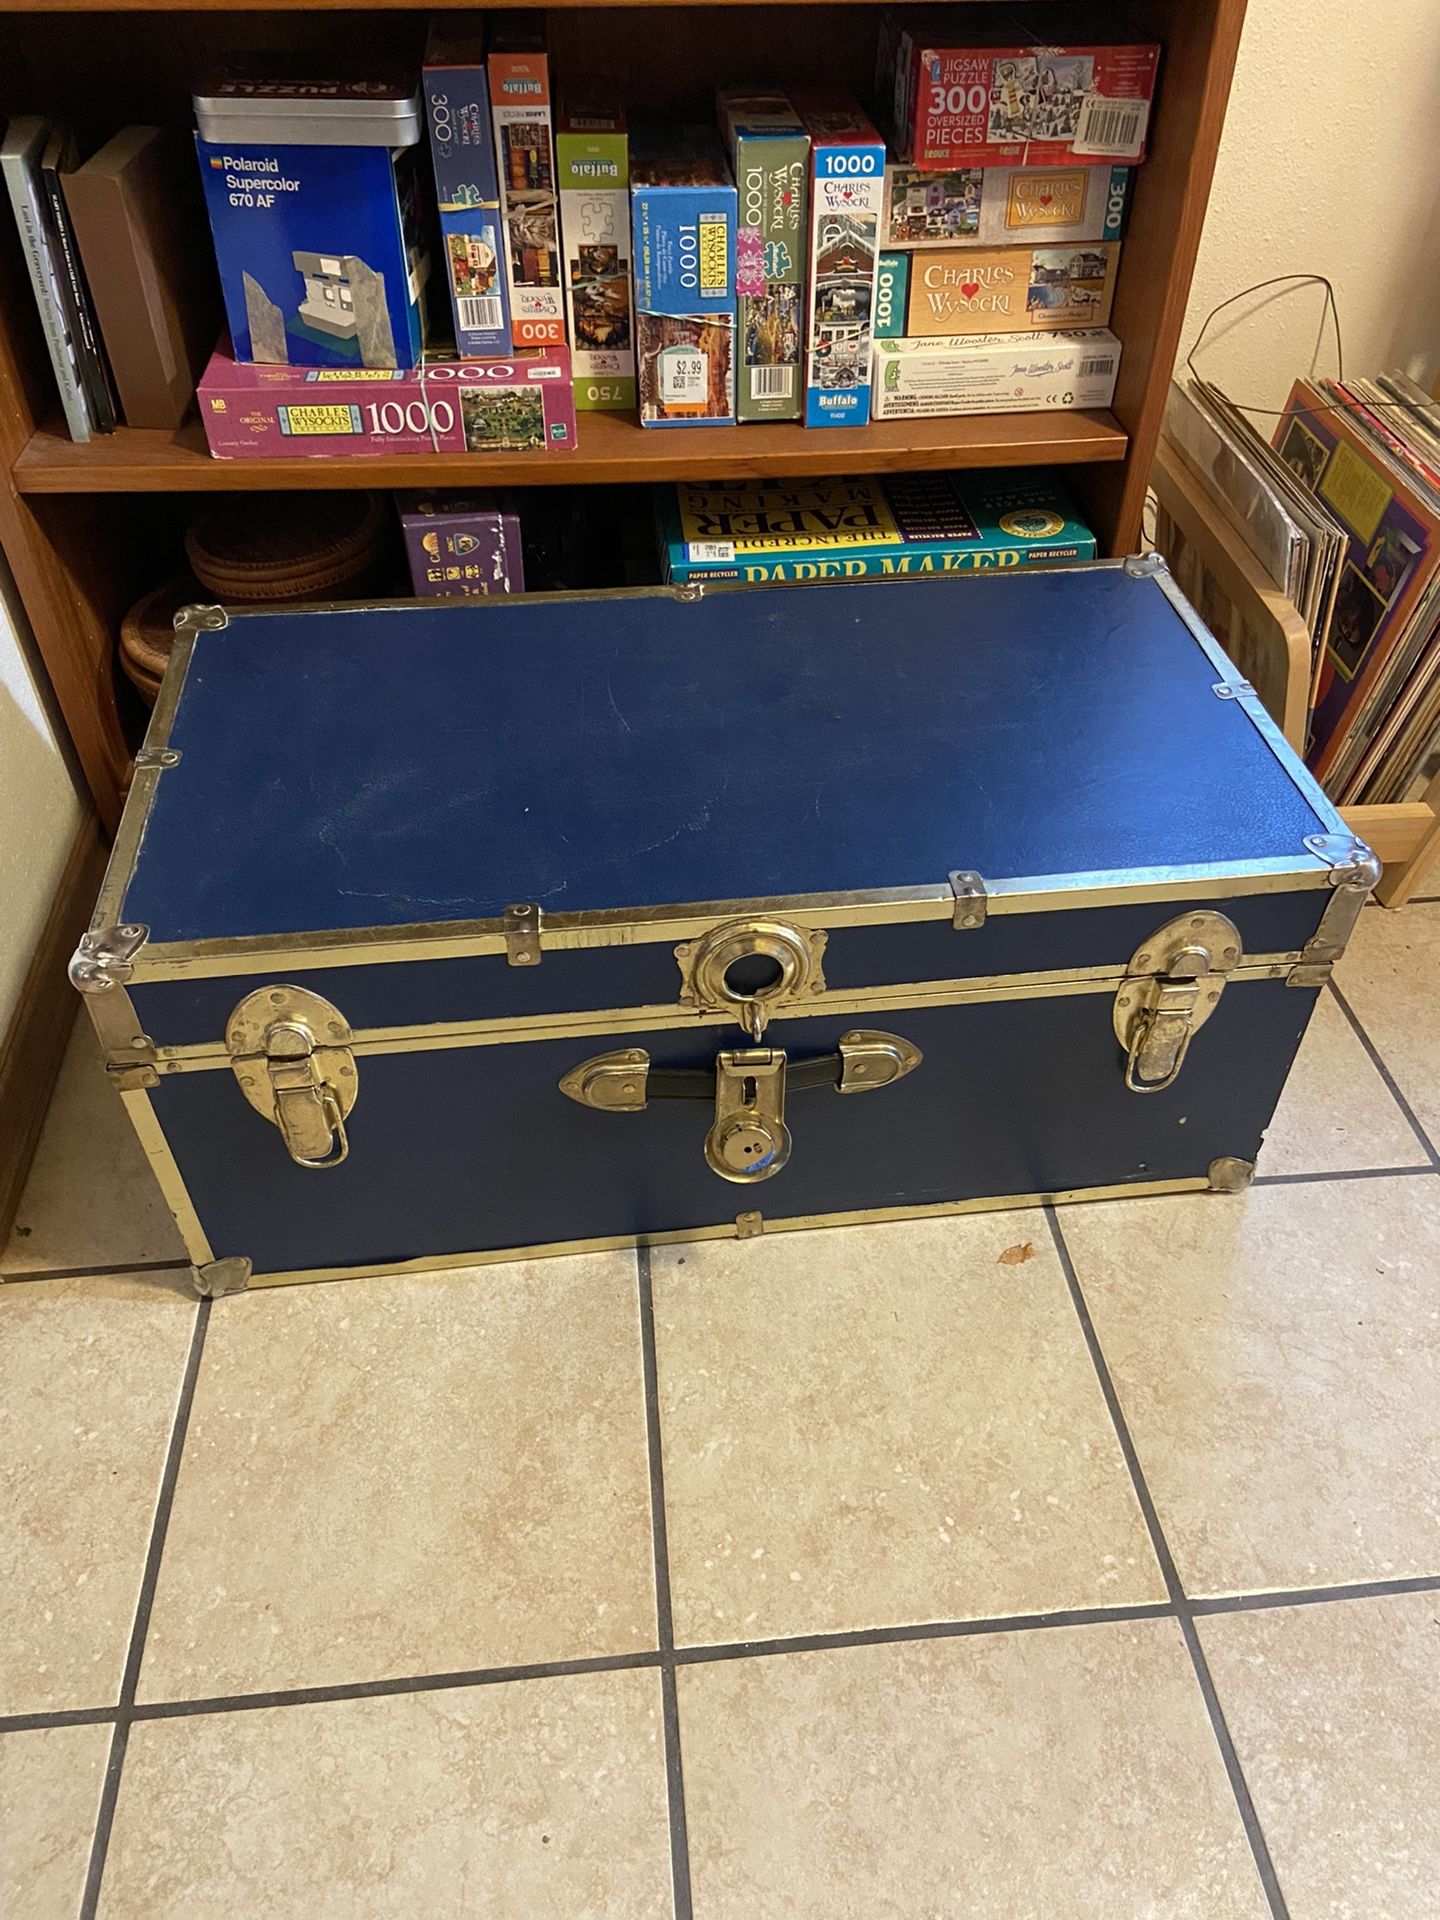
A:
[[2, 897, 1439, 1919]]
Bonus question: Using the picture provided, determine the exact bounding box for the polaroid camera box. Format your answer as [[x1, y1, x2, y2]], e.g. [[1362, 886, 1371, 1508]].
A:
[[489, 15, 566, 348], [556, 100, 636, 411], [630, 125, 737, 427], [717, 88, 809, 423], [195, 76, 428, 370], [791, 94, 886, 428], [423, 19, 513, 357]]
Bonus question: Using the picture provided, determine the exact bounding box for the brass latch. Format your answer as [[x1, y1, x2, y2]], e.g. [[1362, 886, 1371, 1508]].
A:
[[559, 1029, 922, 1185], [1111, 911, 1243, 1093], [706, 1049, 791, 1182], [227, 985, 357, 1168]]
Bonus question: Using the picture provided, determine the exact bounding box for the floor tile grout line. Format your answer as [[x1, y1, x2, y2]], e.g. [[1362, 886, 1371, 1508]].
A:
[[1043, 1207, 1292, 1920], [1, 1259, 190, 1286], [79, 1296, 211, 1920], [1327, 981, 1440, 1168], [9, 1567, 1440, 1738], [1254, 1164, 1437, 1186], [1191, 1573, 1440, 1615], [636, 1246, 694, 1920]]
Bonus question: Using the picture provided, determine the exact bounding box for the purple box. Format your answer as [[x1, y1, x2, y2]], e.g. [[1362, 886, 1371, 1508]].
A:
[[197, 345, 578, 457], [398, 493, 524, 597]]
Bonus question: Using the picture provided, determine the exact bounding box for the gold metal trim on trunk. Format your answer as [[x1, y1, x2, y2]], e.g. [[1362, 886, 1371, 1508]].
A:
[[126, 863, 1330, 983], [118, 1087, 214, 1266], [147, 955, 1305, 1073], [224, 1177, 1213, 1290]]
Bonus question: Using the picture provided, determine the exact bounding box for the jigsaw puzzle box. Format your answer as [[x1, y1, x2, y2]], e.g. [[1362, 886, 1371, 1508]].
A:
[[197, 346, 577, 456]]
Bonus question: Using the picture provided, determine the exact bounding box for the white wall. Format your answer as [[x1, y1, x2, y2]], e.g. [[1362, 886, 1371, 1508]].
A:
[[1179, 0, 1440, 413], [0, 564, 84, 1028]]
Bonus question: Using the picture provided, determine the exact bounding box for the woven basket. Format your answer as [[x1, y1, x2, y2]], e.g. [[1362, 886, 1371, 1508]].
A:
[[119, 577, 204, 707], [184, 492, 388, 602]]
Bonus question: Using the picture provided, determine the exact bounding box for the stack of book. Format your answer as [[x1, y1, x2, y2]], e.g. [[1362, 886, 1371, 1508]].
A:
[[1273, 373, 1440, 805]]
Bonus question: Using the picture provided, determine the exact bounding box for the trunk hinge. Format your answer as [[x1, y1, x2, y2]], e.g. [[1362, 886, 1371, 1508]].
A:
[[504, 901, 543, 967], [1112, 910, 1243, 1093], [949, 870, 988, 929], [227, 985, 357, 1168], [1289, 834, 1382, 985]]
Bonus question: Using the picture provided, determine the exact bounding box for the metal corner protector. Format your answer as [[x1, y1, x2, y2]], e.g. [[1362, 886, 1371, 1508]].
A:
[[173, 603, 229, 636], [1294, 833, 1382, 976]]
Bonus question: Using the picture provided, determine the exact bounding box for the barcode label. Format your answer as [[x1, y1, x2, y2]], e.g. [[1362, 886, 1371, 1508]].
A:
[[661, 351, 708, 405], [1080, 356, 1115, 377], [1072, 96, 1148, 159], [687, 540, 736, 564], [458, 296, 503, 333], [750, 365, 794, 400]]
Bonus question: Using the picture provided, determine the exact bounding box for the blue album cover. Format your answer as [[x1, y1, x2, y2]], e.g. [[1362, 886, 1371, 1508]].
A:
[[197, 137, 428, 369]]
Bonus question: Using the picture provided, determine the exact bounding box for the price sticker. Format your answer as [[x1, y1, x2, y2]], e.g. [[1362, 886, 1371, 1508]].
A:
[[660, 349, 709, 406]]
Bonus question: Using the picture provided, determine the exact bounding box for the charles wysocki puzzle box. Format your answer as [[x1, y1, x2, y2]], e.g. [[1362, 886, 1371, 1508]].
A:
[[791, 94, 886, 429], [194, 74, 429, 370], [871, 326, 1121, 418], [488, 15, 565, 348], [717, 88, 809, 423], [883, 162, 1132, 250], [423, 18, 514, 357], [197, 345, 577, 456], [556, 99, 636, 412], [878, 240, 1120, 336], [398, 493, 524, 596], [630, 125, 737, 427], [879, 16, 1160, 171]]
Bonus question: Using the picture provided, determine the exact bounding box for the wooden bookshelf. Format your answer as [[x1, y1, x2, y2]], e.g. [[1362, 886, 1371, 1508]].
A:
[[14, 408, 1129, 494], [0, 0, 1252, 834]]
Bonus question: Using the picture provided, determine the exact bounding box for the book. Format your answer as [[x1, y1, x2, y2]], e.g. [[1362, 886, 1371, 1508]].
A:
[[657, 470, 1096, 582], [67, 126, 220, 426], [424, 17, 515, 358], [1273, 376, 1440, 785], [1, 117, 92, 441], [40, 130, 116, 433]]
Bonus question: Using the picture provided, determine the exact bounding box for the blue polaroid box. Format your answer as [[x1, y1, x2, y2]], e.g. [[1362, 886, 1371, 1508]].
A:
[[423, 20, 513, 357], [194, 74, 428, 370], [630, 126, 736, 427]]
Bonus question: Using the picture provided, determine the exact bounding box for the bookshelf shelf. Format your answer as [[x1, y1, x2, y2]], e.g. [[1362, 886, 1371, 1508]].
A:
[[0, 0, 1245, 837], [13, 409, 1128, 494]]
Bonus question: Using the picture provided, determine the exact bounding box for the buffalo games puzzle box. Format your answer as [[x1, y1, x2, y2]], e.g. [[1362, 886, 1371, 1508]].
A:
[[792, 94, 885, 429], [489, 17, 565, 348], [556, 100, 636, 411]]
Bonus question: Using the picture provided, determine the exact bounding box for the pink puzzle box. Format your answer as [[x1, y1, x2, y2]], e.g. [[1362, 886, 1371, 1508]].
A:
[[197, 345, 579, 458]]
